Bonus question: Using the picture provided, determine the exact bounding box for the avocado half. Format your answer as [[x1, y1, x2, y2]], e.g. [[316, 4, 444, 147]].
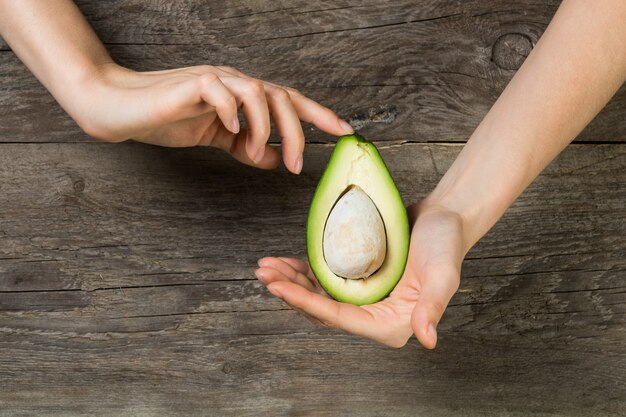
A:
[[307, 134, 410, 305]]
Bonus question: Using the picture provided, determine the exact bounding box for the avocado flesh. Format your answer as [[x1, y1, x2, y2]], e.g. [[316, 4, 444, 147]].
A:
[[307, 134, 410, 305]]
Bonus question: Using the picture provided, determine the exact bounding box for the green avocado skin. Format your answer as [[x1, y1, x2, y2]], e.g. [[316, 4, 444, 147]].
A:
[[306, 134, 410, 306]]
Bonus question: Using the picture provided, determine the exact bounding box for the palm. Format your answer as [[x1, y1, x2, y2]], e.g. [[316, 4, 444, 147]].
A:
[[256, 203, 465, 348]]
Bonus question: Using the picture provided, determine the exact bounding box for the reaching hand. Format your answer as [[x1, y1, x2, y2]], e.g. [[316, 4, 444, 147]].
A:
[[74, 64, 353, 174], [255, 203, 466, 348]]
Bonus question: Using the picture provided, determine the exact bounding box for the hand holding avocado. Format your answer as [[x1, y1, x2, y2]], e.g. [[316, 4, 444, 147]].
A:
[[256, 135, 462, 349], [256, 202, 464, 349]]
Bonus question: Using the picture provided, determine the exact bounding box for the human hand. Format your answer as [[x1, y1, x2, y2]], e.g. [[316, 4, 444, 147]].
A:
[[72, 64, 353, 173], [255, 202, 467, 348]]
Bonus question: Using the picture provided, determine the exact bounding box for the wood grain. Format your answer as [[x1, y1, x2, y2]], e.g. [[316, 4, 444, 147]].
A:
[[1, 0, 625, 144], [0, 142, 624, 416], [1, 1, 625, 415]]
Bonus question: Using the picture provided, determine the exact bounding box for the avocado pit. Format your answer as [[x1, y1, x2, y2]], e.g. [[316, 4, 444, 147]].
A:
[[322, 185, 387, 279]]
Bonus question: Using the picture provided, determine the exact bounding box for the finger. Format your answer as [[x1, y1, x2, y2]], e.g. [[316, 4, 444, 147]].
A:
[[258, 257, 310, 277], [267, 281, 377, 337], [257, 258, 300, 278], [410, 263, 460, 349], [255, 266, 317, 292], [213, 67, 352, 138], [277, 258, 311, 276], [209, 126, 279, 169], [162, 74, 239, 133], [196, 73, 240, 134], [257, 257, 322, 294], [264, 85, 305, 174], [277, 258, 323, 292], [220, 77, 272, 164], [284, 88, 353, 136]]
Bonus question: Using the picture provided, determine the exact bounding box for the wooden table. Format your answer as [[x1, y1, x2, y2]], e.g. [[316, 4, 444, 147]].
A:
[[1, 1, 624, 416]]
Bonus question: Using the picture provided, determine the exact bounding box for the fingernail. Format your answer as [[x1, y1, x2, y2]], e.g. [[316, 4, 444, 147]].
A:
[[257, 258, 268, 267], [253, 146, 265, 164], [230, 117, 240, 134], [254, 269, 266, 281], [294, 156, 303, 174], [267, 285, 282, 298], [428, 323, 438, 346], [339, 119, 354, 134]]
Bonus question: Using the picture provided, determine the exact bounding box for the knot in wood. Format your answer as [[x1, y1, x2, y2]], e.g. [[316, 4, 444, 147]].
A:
[[73, 179, 85, 193], [222, 362, 232, 374], [492, 33, 533, 70], [348, 104, 398, 130]]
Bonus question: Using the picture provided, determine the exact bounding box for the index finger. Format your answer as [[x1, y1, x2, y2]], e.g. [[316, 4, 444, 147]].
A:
[[282, 88, 354, 137]]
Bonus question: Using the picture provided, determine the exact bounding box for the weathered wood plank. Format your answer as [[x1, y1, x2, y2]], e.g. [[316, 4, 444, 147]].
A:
[[1, 0, 625, 143], [1, 1, 560, 50], [0, 142, 624, 416], [0, 330, 623, 417]]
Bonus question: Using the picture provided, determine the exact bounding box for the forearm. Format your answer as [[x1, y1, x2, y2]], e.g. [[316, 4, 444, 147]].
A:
[[0, 0, 113, 122], [427, 0, 626, 251]]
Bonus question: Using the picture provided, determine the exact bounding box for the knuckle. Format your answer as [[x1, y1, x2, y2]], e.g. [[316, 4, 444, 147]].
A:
[[198, 72, 219, 89], [217, 65, 235, 73], [246, 79, 265, 94], [283, 86, 301, 96], [196, 64, 214, 73], [269, 87, 289, 101]]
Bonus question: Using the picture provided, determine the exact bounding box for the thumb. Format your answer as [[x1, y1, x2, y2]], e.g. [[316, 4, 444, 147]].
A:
[[410, 263, 460, 349]]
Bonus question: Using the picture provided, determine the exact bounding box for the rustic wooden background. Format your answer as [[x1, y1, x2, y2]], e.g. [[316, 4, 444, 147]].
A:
[[1, 1, 624, 416]]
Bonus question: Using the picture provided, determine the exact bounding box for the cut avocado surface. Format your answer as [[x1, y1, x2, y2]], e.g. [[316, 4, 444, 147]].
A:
[[307, 134, 410, 305]]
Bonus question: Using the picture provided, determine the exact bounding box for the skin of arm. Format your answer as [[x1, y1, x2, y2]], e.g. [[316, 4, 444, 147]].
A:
[[428, 0, 626, 250], [0, 0, 353, 174], [256, 0, 626, 348]]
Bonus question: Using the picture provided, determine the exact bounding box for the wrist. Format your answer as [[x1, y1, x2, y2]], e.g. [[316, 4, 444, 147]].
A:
[[422, 129, 534, 253], [416, 197, 476, 256], [65, 62, 131, 142]]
